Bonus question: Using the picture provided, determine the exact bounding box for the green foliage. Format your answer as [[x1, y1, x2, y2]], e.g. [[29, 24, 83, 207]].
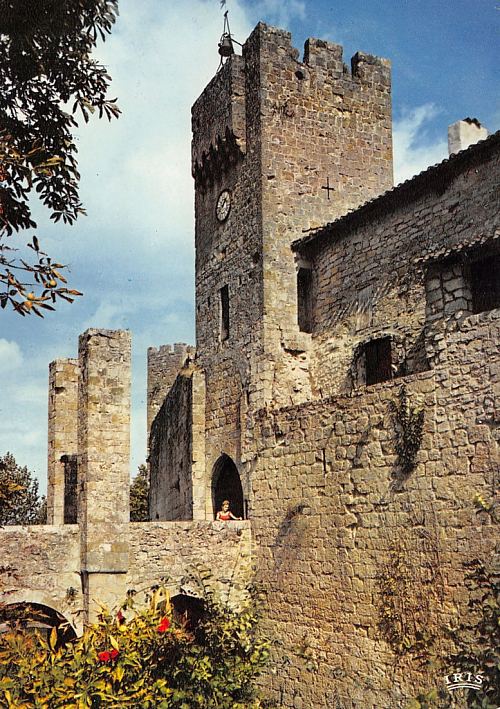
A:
[[130, 464, 150, 522], [0, 0, 120, 315], [390, 385, 424, 486], [406, 688, 448, 709], [0, 587, 271, 708], [0, 452, 45, 525]]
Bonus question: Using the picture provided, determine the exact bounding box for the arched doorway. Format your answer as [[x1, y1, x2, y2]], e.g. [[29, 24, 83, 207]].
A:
[[211, 454, 244, 520], [0, 602, 77, 646], [171, 594, 205, 631]]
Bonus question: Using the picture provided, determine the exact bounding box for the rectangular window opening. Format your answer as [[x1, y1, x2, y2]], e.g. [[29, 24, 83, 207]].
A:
[[365, 337, 392, 386], [220, 285, 229, 341], [297, 268, 313, 333], [470, 254, 500, 314]]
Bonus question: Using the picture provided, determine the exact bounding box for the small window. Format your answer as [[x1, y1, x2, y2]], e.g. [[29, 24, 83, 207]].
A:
[[297, 268, 313, 333], [365, 337, 392, 385], [220, 285, 229, 341], [470, 254, 500, 314]]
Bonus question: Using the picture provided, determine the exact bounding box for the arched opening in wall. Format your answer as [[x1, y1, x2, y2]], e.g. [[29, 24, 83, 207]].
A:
[[211, 454, 244, 520], [171, 594, 206, 631], [0, 602, 77, 646]]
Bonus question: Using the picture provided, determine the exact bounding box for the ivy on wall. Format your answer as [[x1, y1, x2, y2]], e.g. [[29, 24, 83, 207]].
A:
[[390, 385, 424, 488]]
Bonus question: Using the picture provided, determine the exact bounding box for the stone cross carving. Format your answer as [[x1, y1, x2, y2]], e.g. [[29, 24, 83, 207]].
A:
[[321, 176, 335, 199]]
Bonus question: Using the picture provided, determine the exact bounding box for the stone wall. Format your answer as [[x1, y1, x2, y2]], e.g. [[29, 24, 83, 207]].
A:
[[46, 359, 79, 525], [147, 343, 195, 437], [191, 54, 247, 186], [0, 525, 83, 633], [127, 520, 252, 609], [249, 311, 499, 707], [294, 135, 499, 398], [0, 520, 253, 635], [4, 327, 254, 641], [192, 41, 261, 494]]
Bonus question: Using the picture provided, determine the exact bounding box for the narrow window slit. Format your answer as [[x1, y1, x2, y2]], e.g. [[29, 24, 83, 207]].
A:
[[220, 284, 229, 341], [297, 267, 313, 333]]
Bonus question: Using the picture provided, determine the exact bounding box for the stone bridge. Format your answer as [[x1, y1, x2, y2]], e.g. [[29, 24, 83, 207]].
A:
[[0, 329, 252, 635]]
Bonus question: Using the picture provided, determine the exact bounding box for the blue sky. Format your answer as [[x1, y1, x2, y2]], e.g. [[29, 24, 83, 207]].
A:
[[0, 0, 498, 493]]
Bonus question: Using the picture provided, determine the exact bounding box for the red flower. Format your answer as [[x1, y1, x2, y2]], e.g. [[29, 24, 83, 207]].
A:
[[98, 649, 119, 663], [156, 617, 171, 633]]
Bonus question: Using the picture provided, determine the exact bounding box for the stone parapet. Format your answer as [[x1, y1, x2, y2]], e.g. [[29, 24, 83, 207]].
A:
[[127, 520, 252, 609], [0, 520, 253, 632]]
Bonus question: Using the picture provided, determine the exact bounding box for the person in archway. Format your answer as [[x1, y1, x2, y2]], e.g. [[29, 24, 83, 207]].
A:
[[216, 500, 242, 521]]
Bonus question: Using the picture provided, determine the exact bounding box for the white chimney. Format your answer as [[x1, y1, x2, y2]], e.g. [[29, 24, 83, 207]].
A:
[[448, 118, 488, 156]]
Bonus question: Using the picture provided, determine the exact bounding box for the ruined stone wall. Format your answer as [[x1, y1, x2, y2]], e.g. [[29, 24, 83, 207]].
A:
[[127, 520, 252, 609], [0, 525, 83, 633], [149, 371, 193, 520], [47, 358, 79, 525], [249, 312, 498, 707], [147, 343, 195, 436], [299, 139, 499, 398], [149, 367, 208, 522]]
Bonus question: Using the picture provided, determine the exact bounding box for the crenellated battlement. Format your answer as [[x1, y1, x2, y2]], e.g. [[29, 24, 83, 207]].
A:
[[302, 36, 390, 83], [191, 23, 391, 194], [148, 343, 196, 357], [244, 22, 391, 92]]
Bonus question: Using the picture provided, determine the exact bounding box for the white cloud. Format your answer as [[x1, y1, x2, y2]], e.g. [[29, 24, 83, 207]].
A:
[[80, 299, 136, 332], [252, 0, 306, 28], [0, 339, 23, 374], [393, 104, 448, 184]]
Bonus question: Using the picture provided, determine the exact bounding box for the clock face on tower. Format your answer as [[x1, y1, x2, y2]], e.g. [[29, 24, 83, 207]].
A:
[[216, 189, 231, 222]]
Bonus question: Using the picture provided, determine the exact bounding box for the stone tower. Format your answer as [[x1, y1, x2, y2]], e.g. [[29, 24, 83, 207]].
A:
[[191, 23, 393, 503]]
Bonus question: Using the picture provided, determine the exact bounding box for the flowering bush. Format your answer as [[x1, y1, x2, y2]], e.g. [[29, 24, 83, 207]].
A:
[[0, 588, 270, 708]]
